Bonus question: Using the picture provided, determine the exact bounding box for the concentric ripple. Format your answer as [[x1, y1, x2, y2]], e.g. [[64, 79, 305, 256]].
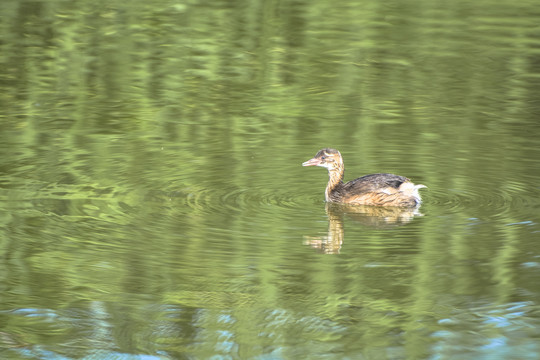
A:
[[170, 185, 314, 216], [421, 178, 539, 224], [169, 178, 539, 222]]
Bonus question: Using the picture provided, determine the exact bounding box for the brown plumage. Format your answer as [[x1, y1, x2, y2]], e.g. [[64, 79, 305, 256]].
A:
[[302, 148, 426, 207]]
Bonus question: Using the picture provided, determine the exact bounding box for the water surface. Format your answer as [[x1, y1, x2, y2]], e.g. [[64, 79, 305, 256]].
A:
[[1, 0, 540, 359]]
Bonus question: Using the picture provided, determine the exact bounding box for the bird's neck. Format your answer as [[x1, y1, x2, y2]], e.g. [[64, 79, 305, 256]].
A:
[[325, 165, 344, 201]]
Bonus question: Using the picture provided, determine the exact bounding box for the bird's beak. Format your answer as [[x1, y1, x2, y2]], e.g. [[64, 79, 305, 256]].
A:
[[302, 157, 321, 167]]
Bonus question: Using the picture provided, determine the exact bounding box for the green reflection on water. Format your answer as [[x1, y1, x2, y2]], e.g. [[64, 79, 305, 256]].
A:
[[1, 0, 540, 358]]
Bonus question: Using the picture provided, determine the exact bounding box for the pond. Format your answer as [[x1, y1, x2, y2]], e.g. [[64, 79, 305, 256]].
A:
[[1, 0, 540, 359]]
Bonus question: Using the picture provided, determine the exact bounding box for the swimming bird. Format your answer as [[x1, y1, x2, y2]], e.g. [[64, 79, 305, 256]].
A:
[[302, 148, 426, 207]]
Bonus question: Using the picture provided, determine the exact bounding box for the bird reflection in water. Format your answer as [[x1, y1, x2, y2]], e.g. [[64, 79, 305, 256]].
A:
[[303, 202, 423, 254]]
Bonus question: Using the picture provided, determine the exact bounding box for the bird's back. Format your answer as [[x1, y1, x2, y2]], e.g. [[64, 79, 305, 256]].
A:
[[342, 173, 410, 194], [330, 173, 421, 207]]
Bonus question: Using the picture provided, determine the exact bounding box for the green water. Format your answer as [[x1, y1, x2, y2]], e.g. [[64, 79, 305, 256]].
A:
[[1, 0, 540, 359]]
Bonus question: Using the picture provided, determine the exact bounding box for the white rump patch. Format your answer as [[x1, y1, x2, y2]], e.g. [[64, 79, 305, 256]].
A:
[[399, 182, 427, 203]]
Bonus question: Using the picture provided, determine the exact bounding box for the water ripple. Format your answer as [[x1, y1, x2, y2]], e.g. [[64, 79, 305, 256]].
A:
[[167, 177, 540, 224], [170, 185, 311, 216], [424, 179, 538, 221]]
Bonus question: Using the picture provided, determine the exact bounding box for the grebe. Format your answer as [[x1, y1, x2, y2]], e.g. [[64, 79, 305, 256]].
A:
[[302, 148, 426, 207]]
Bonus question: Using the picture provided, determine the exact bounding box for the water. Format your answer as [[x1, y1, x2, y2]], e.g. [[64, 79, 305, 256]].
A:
[[1, 0, 540, 359]]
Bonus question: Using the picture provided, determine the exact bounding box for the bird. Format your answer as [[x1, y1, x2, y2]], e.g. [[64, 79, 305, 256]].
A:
[[302, 148, 426, 207]]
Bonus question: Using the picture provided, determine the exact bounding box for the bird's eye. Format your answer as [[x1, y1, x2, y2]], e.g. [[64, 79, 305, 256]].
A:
[[321, 156, 326, 160]]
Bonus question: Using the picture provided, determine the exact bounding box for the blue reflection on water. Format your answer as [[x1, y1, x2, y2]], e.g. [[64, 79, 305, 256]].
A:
[[14, 348, 169, 360]]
